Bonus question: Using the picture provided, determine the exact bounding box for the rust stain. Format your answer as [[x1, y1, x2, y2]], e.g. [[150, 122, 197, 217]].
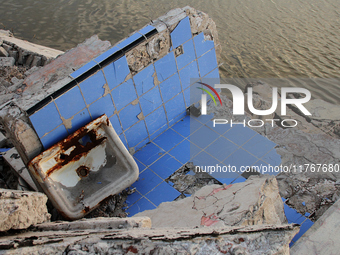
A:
[[76, 166, 90, 178], [126, 246, 138, 254], [82, 206, 90, 213], [45, 127, 107, 177]]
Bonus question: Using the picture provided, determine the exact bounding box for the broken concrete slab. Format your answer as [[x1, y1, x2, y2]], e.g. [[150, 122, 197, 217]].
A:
[[2, 148, 38, 191], [209, 80, 340, 221], [0, 103, 42, 165], [0, 30, 63, 61], [0, 47, 9, 57], [33, 216, 151, 232], [291, 198, 340, 255], [0, 57, 15, 67], [0, 189, 50, 232], [18, 35, 111, 111], [0, 223, 298, 254], [136, 176, 287, 228]]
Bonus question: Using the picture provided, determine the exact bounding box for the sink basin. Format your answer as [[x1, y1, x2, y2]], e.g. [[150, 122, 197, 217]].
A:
[[28, 114, 138, 220]]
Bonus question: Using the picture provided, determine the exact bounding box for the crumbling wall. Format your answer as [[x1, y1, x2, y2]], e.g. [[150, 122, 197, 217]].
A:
[[0, 6, 221, 167], [0, 29, 63, 68], [0, 223, 298, 254], [136, 176, 287, 228], [0, 103, 42, 165]]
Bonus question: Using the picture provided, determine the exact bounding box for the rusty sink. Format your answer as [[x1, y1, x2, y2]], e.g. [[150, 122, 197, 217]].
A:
[[28, 114, 138, 220]]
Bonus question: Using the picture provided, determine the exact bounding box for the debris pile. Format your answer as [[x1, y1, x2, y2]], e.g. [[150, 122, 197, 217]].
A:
[[137, 176, 286, 228], [0, 189, 50, 232], [209, 80, 340, 221]]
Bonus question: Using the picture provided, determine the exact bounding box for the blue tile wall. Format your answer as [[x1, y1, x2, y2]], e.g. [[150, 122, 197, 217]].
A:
[[119, 103, 141, 130], [126, 197, 156, 216], [94, 47, 120, 63], [164, 93, 186, 121], [205, 137, 238, 162], [154, 52, 177, 82], [123, 114, 312, 244], [179, 61, 200, 90], [193, 32, 215, 57], [40, 125, 68, 149], [171, 16, 192, 49], [116, 32, 143, 49], [29, 14, 221, 155], [103, 56, 131, 90], [139, 86, 162, 116], [176, 39, 196, 70], [145, 106, 167, 134], [134, 64, 156, 96], [109, 114, 122, 135], [55, 86, 86, 119], [68, 109, 92, 134], [243, 134, 277, 158], [111, 79, 137, 111], [198, 49, 218, 77], [29, 102, 63, 138], [159, 73, 182, 102], [145, 182, 180, 207], [126, 114, 283, 211], [149, 154, 182, 179], [138, 25, 156, 36], [88, 94, 115, 120], [79, 70, 107, 105], [70, 61, 98, 79], [125, 121, 148, 148], [153, 129, 184, 151]]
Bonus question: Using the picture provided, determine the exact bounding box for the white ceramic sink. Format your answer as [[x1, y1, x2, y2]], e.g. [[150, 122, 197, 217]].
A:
[[28, 115, 139, 220]]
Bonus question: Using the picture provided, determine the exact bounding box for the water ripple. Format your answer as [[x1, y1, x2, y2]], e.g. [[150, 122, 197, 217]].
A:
[[0, 0, 339, 103]]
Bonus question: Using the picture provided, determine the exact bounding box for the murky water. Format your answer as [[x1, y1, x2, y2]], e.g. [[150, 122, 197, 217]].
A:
[[1, 0, 340, 103]]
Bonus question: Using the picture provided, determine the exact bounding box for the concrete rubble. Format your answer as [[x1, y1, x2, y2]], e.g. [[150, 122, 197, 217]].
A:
[[0, 189, 50, 232], [0, 178, 298, 254], [0, 177, 297, 253], [0, 224, 298, 254], [0, 6, 339, 254], [0, 30, 63, 68], [137, 176, 286, 228], [0, 30, 64, 106], [291, 197, 340, 255], [209, 80, 340, 221]]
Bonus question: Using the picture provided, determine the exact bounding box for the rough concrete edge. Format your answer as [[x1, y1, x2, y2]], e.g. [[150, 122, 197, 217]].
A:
[[0, 30, 64, 59], [0, 223, 298, 243], [0, 224, 299, 254], [290, 198, 340, 253], [151, 6, 189, 32], [33, 216, 152, 231]]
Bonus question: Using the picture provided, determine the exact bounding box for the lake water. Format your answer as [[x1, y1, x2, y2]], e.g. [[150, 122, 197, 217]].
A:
[[1, 0, 340, 104]]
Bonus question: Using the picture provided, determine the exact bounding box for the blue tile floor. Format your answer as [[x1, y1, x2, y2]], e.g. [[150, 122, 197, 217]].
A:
[[124, 113, 314, 245]]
